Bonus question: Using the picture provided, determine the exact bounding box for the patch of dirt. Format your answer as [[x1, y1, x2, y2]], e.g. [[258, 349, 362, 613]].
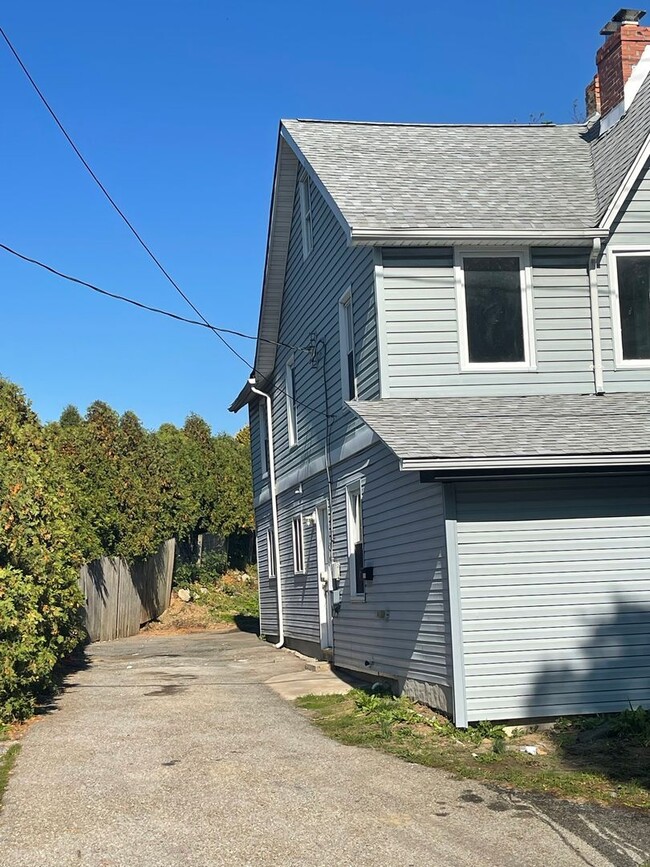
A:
[[141, 592, 235, 636]]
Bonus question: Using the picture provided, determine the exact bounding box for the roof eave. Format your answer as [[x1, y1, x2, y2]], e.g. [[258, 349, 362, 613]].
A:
[[399, 453, 650, 471], [349, 227, 610, 247], [229, 380, 254, 413]]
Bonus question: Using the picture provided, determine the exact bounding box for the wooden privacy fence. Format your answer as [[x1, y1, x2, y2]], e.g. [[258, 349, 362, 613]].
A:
[[80, 539, 175, 642]]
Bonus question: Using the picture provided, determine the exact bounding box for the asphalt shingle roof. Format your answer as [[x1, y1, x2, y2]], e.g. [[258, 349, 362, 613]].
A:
[[283, 120, 599, 232], [348, 394, 650, 465], [589, 73, 650, 219]]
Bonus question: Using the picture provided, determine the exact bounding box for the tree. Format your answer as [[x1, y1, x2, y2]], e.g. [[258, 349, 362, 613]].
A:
[[59, 404, 82, 427], [0, 379, 83, 721]]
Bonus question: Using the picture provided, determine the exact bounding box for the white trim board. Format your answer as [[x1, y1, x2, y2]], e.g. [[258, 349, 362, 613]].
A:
[[253, 424, 378, 507], [400, 454, 650, 472], [606, 244, 650, 370], [601, 134, 650, 230], [454, 248, 536, 373]]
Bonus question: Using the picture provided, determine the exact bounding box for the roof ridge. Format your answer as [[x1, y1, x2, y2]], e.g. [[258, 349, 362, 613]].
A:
[[283, 118, 587, 130]]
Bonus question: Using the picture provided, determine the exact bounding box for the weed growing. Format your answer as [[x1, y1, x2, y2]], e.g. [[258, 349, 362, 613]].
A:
[[296, 689, 650, 809]]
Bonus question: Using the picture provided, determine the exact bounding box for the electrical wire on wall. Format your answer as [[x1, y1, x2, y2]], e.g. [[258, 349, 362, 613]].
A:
[[310, 334, 338, 628]]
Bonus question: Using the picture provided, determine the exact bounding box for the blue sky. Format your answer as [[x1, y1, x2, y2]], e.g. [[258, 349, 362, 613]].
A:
[[1, 0, 617, 433]]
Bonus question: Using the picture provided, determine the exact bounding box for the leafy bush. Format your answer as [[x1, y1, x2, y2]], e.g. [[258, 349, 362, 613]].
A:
[[174, 551, 229, 589], [0, 379, 84, 722]]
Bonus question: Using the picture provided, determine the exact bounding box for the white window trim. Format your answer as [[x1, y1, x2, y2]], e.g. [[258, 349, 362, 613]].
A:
[[346, 480, 364, 599], [298, 175, 313, 260], [454, 248, 536, 373], [607, 245, 650, 369], [266, 528, 277, 580], [259, 403, 269, 479], [292, 514, 306, 575], [285, 358, 297, 448], [338, 286, 357, 403]]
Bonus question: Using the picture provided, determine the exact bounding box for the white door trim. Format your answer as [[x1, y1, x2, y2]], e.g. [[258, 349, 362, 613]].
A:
[[315, 502, 333, 650]]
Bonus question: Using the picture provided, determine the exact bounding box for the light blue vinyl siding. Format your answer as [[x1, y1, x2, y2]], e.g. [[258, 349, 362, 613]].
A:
[[254, 503, 279, 637], [266, 176, 377, 486], [454, 475, 650, 721], [381, 248, 595, 397], [598, 159, 650, 392], [332, 444, 451, 693], [258, 441, 453, 701]]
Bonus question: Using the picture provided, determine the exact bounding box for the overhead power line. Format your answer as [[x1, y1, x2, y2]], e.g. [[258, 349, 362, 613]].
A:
[[0, 242, 301, 351], [0, 26, 331, 419]]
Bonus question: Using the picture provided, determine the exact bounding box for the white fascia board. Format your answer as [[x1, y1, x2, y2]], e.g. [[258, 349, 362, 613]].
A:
[[279, 124, 352, 243], [601, 132, 650, 230], [399, 454, 650, 471], [349, 227, 608, 246]]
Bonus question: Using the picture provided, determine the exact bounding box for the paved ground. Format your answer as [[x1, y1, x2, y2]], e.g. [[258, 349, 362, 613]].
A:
[[2, 631, 650, 867]]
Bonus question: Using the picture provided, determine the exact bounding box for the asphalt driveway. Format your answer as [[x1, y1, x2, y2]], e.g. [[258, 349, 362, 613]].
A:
[[1, 630, 649, 866]]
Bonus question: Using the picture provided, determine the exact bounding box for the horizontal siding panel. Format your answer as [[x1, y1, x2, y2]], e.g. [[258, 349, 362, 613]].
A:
[[455, 476, 650, 722], [383, 251, 595, 396]]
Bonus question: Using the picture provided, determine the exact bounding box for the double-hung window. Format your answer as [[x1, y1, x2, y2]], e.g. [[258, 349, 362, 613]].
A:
[[292, 515, 305, 574], [266, 528, 277, 580], [346, 482, 364, 597], [299, 176, 313, 259], [611, 249, 650, 366], [456, 251, 535, 371], [259, 402, 270, 478], [285, 360, 297, 447], [339, 288, 357, 401]]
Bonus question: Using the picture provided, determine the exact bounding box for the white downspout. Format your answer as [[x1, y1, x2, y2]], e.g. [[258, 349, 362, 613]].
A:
[[249, 379, 284, 648], [589, 237, 605, 394]]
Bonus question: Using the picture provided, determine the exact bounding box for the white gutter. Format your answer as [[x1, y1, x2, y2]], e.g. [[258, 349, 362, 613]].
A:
[[349, 227, 610, 246], [589, 237, 604, 394], [249, 379, 284, 648]]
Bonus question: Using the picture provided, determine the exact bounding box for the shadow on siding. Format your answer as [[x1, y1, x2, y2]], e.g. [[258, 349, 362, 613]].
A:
[[530, 600, 650, 790]]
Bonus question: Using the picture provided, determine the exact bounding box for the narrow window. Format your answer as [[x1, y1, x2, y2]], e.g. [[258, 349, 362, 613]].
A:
[[347, 483, 364, 596], [299, 176, 313, 259], [458, 254, 533, 368], [339, 288, 357, 401], [259, 403, 270, 478], [615, 255, 650, 360], [266, 528, 277, 579], [285, 361, 297, 447], [292, 515, 305, 574]]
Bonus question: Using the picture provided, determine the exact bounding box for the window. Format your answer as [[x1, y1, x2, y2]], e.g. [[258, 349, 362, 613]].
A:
[[299, 176, 313, 259], [285, 360, 297, 446], [292, 515, 305, 574], [613, 252, 650, 363], [339, 288, 357, 400], [346, 483, 364, 596], [266, 528, 277, 579], [259, 403, 270, 478], [456, 251, 535, 370]]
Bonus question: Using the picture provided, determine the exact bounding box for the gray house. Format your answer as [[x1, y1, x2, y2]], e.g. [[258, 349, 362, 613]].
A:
[[231, 9, 650, 725]]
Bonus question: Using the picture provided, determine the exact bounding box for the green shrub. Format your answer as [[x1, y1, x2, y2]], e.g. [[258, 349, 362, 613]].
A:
[[174, 551, 229, 589], [0, 379, 84, 722]]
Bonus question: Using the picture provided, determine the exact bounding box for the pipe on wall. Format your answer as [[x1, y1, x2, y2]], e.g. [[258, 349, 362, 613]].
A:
[[249, 379, 284, 648], [588, 237, 605, 394]]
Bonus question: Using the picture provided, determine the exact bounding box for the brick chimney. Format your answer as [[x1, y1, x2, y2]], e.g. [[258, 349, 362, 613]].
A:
[[586, 8, 650, 119]]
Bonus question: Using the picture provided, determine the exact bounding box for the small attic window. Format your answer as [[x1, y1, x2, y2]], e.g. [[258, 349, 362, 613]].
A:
[[298, 175, 313, 259]]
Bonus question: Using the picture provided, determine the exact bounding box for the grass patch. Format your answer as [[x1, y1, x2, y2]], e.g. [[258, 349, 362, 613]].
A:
[[0, 744, 20, 809], [296, 689, 650, 809], [191, 572, 259, 626]]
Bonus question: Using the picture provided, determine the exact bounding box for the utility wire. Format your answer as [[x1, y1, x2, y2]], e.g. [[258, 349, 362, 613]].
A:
[[0, 241, 332, 418], [0, 27, 331, 418], [0, 242, 302, 351]]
